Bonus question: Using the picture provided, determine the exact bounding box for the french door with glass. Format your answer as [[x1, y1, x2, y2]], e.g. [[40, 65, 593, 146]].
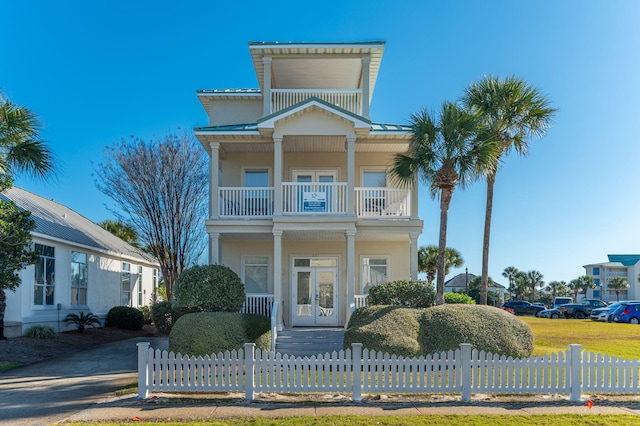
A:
[[292, 258, 338, 326]]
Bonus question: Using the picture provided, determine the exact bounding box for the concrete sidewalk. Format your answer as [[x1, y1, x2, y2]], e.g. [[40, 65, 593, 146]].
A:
[[64, 394, 640, 423]]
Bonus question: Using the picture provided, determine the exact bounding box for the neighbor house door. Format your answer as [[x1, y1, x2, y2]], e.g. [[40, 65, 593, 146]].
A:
[[292, 258, 338, 326]]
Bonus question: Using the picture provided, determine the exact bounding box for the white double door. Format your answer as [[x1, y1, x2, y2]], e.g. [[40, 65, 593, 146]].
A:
[[292, 262, 337, 326]]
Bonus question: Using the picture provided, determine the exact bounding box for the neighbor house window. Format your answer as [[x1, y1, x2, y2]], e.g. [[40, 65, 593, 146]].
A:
[[34, 244, 55, 306], [361, 256, 389, 294], [152, 268, 158, 300], [594, 278, 600, 286], [242, 255, 270, 293], [70, 251, 88, 305], [593, 267, 600, 275], [121, 262, 131, 306], [137, 266, 143, 306]]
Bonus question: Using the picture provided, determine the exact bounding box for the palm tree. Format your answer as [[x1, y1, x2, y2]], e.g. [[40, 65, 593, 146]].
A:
[[462, 76, 556, 305], [524, 270, 544, 301], [418, 245, 464, 284], [511, 271, 528, 300], [547, 280, 568, 299], [0, 95, 54, 177], [390, 102, 497, 305], [578, 275, 596, 298], [502, 266, 519, 299], [99, 219, 141, 248], [608, 276, 629, 301], [568, 278, 582, 301]]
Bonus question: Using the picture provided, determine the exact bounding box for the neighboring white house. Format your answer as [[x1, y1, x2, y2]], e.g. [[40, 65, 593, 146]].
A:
[[444, 272, 507, 302], [194, 41, 423, 329], [1, 186, 159, 338], [583, 254, 640, 302]]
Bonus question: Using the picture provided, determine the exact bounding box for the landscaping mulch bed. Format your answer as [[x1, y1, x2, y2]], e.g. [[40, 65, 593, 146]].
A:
[[0, 324, 157, 364]]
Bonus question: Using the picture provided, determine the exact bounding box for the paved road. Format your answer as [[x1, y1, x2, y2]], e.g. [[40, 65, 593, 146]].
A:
[[0, 337, 167, 426]]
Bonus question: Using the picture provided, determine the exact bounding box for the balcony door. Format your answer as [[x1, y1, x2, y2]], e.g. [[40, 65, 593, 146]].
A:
[[292, 170, 337, 213]]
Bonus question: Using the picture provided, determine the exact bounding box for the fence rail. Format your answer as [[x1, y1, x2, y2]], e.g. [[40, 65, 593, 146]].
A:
[[137, 342, 640, 401]]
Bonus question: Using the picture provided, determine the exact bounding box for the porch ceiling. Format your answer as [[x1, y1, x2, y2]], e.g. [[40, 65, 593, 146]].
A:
[[202, 136, 408, 154], [218, 230, 410, 242]]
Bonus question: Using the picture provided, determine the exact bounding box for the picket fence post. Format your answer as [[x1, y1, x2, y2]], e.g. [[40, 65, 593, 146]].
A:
[[244, 343, 256, 400], [136, 342, 150, 399], [352, 343, 363, 401], [459, 344, 472, 402], [569, 344, 582, 402]]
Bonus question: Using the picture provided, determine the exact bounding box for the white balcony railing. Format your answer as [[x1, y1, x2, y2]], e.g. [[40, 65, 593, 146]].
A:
[[271, 89, 362, 116], [355, 187, 410, 218], [219, 187, 274, 217], [282, 182, 348, 214]]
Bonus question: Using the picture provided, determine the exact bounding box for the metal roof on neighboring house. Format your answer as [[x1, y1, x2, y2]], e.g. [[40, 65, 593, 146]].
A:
[[194, 121, 410, 133], [444, 273, 506, 289], [1, 186, 157, 265], [607, 254, 640, 266]]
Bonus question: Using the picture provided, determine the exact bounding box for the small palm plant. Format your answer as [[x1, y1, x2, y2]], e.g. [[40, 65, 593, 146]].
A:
[[63, 311, 101, 333]]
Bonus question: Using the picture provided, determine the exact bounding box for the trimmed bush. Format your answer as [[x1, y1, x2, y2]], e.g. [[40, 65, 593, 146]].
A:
[[444, 292, 476, 304], [138, 306, 152, 324], [174, 264, 245, 312], [169, 312, 270, 356], [367, 280, 436, 308], [105, 306, 144, 330], [343, 305, 421, 357], [418, 304, 534, 358], [24, 325, 57, 339], [150, 301, 174, 334]]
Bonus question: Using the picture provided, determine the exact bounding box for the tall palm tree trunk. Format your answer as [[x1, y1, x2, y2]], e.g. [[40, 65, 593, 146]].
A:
[[436, 188, 453, 305], [480, 171, 496, 305]]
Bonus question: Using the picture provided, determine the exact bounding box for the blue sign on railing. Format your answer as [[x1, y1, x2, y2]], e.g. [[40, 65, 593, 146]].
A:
[[303, 191, 326, 212]]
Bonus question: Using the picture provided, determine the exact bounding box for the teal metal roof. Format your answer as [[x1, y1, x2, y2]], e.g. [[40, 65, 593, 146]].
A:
[[195, 121, 409, 133], [197, 89, 261, 94], [607, 254, 640, 266], [249, 41, 385, 47]]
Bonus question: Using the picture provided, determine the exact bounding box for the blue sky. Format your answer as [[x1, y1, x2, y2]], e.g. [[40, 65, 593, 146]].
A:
[[3, 0, 639, 285]]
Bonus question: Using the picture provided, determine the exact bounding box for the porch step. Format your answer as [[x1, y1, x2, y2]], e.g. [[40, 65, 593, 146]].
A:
[[275, 328, 345, 358]]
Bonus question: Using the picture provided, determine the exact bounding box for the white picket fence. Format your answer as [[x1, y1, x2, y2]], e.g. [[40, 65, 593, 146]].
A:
[[136, 343, 640, 401]]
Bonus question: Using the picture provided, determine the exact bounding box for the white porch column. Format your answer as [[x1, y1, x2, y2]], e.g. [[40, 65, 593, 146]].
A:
[[273, 229, 283, 330], [346, 134, 356, 215], [262, 57, 272, 116], [209, 142, 220, 219], [361, 57, 371, 119], [346, 229, 356, 324], [209, 232, 220, 265], [410, 232, 419, 280], [273, 135, 283, 215]]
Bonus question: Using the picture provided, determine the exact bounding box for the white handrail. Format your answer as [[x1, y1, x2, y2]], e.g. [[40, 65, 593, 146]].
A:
[[271, 89, 362, 115], [270, 301, 279, 352]]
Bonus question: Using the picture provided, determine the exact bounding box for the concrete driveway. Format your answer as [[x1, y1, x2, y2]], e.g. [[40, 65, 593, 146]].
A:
[[0, 336, 167, 426]]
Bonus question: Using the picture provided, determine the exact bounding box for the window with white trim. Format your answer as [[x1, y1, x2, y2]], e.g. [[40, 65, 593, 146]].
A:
[[34, 244, 55, 306], [137, 265, 143, 306], [242, 255, 270, 293], [121, 262, 131, 306], [70, 251, 88, 305], [360, 256, 389, 294]]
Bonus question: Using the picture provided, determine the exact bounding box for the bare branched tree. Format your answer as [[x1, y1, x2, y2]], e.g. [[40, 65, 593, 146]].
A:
[[94, 132, 207, 300]]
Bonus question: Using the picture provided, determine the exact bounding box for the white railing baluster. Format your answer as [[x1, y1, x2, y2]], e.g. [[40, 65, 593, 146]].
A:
[[270, 89, 362, 115]]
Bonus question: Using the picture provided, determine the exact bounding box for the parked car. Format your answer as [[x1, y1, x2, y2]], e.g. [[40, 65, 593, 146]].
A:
[[557, 299, 608, 319], [501, 300, 545, 316], [538, 308, 562, 319], [532, 302, 547, 310], [590, 301, 640, 322], [611, 302, 640, 324], [553, 297, 573, 308]]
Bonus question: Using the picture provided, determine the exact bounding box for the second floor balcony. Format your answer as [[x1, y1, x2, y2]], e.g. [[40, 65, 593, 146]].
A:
[[217, 184, 411, 219], [270, 89, 363, 116]]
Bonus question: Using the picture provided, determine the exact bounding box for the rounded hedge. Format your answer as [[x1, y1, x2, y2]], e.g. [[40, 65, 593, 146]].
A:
[[418, 305, 534, 358], [344, 304, 533, 359], [173, 264, 245, 312], [444, 292, 476, 304], [366, 280, 436, 308], [169, 312, 271, 356], [105, 306, 144, 330], [343, 305, 421, 357]]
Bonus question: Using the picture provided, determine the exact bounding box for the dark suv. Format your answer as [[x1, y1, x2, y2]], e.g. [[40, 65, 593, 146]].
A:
[[501, 300, 545, 316]]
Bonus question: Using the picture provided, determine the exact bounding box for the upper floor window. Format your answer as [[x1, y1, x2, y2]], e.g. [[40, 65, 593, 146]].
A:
[[244, 169, 269, 187], [243, 255, 270, 293], [593, 267, 600, 275], [70, 251, 88, 305], [34, 244, 55, 306], [363, 171, 386, 187], [121, 262, 131, 306], [360, 256, 389, 294]]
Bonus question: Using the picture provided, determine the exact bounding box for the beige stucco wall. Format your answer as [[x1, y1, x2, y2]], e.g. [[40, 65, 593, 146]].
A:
[[209, 99, 262, 126], [274, 109, 356, 136]]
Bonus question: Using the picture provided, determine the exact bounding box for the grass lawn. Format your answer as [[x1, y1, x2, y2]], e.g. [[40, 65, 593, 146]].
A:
[[522, 317, 640, 359]]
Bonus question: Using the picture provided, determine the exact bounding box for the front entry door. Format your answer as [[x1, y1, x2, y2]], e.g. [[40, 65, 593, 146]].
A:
[[293, 264, 337, 326]]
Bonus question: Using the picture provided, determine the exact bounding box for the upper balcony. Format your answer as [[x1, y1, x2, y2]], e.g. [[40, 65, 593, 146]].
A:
[[271, 89, 363, 116], [217, 185, 411, 219]]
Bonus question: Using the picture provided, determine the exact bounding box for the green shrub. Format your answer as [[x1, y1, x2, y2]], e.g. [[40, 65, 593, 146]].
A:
[[418, 304, 534, 358], [24, 325, 57, 339], [105, 306, 144, 330], [174, 264, 245, 312], [150, 301, 174, 333], [343, 305, 421, 357], [138, 306, 152, 324], [367, 280, 436, 308], [169, 312, 271, 356], [63, 311, 101, 332], [444, 292, 476, 304]]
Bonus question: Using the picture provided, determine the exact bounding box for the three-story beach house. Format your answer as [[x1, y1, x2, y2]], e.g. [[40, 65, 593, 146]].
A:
[[194, 41, 423, 329]]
